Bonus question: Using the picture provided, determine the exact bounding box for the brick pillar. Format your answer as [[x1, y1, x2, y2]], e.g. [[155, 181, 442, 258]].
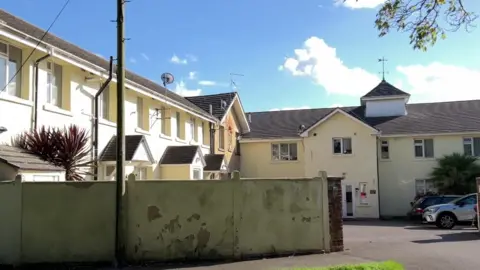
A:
[[327, 177, 344, 252]]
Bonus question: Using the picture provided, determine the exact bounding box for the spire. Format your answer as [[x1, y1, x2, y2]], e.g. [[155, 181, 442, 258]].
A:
[[378, 57, 388, 80]]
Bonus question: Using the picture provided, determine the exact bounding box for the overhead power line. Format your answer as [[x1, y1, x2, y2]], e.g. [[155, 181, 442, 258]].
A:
[[1, 0, 72, 93]]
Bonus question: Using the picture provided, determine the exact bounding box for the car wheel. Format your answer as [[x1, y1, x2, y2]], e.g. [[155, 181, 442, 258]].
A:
[[436, 212, 456, 229]]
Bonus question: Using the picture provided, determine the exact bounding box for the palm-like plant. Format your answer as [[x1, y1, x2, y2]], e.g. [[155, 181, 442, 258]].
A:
[[429, 153, 480, 194], [12, 125, 94, 181]]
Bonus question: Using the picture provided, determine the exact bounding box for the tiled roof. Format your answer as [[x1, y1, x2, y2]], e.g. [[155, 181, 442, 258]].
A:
[[0, 9, 216, 122], [186, 92, 237, 120], [242, 100, 480, 139], [100, 135, 147, 161], [160, 145, 199, 165], [362, 80, 410, 98], [0, 145, 64, 171], [203, 154, 225, 171]]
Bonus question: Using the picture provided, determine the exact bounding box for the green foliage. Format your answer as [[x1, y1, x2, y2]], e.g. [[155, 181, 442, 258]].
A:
[[429, 152, 480, 194], [288, 260, 404, 269], [12, 125, 94, 181], [372, 0, 477, 51]]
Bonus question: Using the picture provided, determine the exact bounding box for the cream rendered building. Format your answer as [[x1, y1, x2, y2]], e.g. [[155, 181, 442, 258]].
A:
[[0, 9, 250, 181], [240, 80, 480, 218]]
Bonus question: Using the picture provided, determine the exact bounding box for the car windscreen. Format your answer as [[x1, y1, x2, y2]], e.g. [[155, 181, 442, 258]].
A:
[[421, 197, 442, 208]]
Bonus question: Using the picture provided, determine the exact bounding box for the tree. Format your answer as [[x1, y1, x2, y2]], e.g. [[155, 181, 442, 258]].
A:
[[429, 152, 480, 194], [369, 0, 477, 51], [12, 125, 94, 181]]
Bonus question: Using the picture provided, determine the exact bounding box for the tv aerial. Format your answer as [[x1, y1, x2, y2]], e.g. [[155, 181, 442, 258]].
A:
[[161, 72, 175, 87]]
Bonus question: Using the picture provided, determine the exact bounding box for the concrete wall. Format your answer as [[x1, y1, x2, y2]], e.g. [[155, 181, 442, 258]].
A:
[[0, 173, 334, 265]]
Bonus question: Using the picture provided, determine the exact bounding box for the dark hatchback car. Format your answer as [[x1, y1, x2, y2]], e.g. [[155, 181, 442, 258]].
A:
[[407, 195, 462, 221]]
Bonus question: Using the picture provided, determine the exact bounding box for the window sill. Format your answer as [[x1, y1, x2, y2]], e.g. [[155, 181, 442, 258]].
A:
[[332, 153, 354, 157], [159, 134, 172, 140], [0, 94, 33, 107], [99, 119, 117, 128], [175, 137, 187, 144], [201, 144, 210, 149], [271, 160, 299, 164], [358, 203, 370, 207], [414, 157, 436, 161], [135, 127, 151, 136], [43, 104, 73, 117], [218, 148, 225, 152], [379, 159, 391, 162]]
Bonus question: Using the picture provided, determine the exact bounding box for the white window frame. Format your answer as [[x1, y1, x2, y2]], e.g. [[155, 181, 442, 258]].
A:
[[46, 61, 62, 107], [136, 97, 144, 129], [99, 87, 109, 120], [332, 137, 353, 155], [191, 117, 196, 142], [160, 106, 167, 135], [135, 166, 148, 180], [104, 165, 116, 181], [380, 140, 389, 159], [415, 179, 437, 196], [219, 126, 225, 150], [463, 137, 480, 157], [414, 139, 434, 158], [185, 117, 195, 142], [192, 168, 202, 180], [0, 41, 22, 98], [32, 175, 60, 182], [271, 143, 298, 161]]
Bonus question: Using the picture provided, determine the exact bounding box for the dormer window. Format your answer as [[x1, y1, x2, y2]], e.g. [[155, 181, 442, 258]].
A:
[[361, 80, 410, 118]]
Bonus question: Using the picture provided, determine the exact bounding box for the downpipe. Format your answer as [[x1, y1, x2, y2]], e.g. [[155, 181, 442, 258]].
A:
[[93, 56, 114, 180], [32, 54, 51, 130]]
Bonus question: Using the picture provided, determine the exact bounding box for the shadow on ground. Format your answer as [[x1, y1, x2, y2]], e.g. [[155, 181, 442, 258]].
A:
[[412, 231, 480, 244]]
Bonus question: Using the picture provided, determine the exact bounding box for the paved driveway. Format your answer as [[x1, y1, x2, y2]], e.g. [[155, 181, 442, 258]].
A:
[[121, 220, 480, 270]]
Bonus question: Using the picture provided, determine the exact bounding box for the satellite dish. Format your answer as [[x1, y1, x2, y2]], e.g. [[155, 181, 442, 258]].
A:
[[161, 72, 175, 86], [0, 126, 7, 134]]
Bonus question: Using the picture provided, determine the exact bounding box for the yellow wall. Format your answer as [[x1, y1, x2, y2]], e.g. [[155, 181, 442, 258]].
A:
[[240, 140, 305, 178], [160, 165, 191, 180], [0, 175, 331, 264], [215, 103, 242, 170], [378, 134, 480, 217]]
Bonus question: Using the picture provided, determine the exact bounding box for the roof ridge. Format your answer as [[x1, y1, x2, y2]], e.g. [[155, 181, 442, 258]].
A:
[[186, 92, 237, 98]]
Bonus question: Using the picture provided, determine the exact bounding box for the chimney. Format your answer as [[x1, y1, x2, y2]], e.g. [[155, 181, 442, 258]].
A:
[[248, 113, 252, 123]]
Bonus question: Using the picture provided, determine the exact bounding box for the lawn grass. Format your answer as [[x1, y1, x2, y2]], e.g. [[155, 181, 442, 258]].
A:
[[287, 260, 404, 270]]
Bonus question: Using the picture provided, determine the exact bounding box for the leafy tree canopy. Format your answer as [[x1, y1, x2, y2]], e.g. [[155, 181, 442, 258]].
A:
[[368, 0, 477, 50]]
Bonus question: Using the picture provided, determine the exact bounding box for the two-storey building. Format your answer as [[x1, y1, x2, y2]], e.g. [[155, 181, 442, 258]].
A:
[[0, 9, 249, 181], [240, 80, 480, 218]]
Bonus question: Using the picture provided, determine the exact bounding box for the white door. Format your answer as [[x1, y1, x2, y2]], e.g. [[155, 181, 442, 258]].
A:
[[342, 184, 355, 218]]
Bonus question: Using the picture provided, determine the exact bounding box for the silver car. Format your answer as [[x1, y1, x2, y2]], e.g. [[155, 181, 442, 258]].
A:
[[422, 193, 478, 229]]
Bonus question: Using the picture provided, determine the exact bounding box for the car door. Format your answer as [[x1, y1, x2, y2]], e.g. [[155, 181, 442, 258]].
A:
[[454, 195, 477, 221]]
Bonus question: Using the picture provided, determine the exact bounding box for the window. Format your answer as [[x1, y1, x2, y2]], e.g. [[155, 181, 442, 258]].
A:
[[199, 122, 204, 145], [135, 167, 147, 180], [463, 137, 480, 156], [32, 175, 59, 182], [455, 194, 477, 205], [160, 106, 167, 135], [271, 143, 298, 161], [380, 140, 389, 159], [332, 138, 352, 154], [414, 139, 434, 158], [192, 118, 196, 141], [136, 97, 144, 129], [99, 88, 109, 120], [175, 111, 181, 138], [193, 168, 202, 180], [46, 62, 63, 107], [359, 182, 368, 205], [0, 42, 22, 97], [185, 117, 195, 142], [415, 179, 437, 196], [104, 165, 116, 181], [235, 132, 241, 156], [219, 126, 225, 149]]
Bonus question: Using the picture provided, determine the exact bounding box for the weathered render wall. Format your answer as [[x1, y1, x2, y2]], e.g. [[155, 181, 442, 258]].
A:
[[0, 173, 341, 265]]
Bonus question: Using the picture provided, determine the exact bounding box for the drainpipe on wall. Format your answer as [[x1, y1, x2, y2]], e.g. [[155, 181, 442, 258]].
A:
[[376, 137, 382, 219], [209, 104, 216, 154], [32, 54, 51, 130], [93, 56, 114, 180]]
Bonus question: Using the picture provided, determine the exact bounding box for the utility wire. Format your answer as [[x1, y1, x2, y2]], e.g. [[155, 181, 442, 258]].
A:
[[1, 0, 72, 93]]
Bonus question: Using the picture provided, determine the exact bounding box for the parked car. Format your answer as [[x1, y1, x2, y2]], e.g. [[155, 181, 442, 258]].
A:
[[422, 193, 478, 229], [407, 195, 462, 221]]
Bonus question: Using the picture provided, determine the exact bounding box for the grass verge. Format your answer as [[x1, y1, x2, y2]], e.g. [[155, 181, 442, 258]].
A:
[[288, 260, 404, 270]]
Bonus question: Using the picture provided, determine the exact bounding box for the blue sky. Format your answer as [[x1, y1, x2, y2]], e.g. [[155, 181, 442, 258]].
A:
[[3, 0, 480, 112]]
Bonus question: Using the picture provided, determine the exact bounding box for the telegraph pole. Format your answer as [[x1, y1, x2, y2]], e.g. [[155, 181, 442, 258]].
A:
[[115, 0, 126, 266]]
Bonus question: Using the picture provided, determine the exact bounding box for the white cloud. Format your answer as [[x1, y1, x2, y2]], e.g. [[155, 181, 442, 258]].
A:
[[170, 54, 188, 65], [336, 0, 386, 9], [280, 36, 380, 96], [282, 36, 480, 103], [129, 57, 137, 64], [198, 80, 217, 86], [174, 81, 202, 97], [141, 53, 149, 61], [188, 71, 197, 80], [396, 63, 480, 103], [270, 106, 311, 111]]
